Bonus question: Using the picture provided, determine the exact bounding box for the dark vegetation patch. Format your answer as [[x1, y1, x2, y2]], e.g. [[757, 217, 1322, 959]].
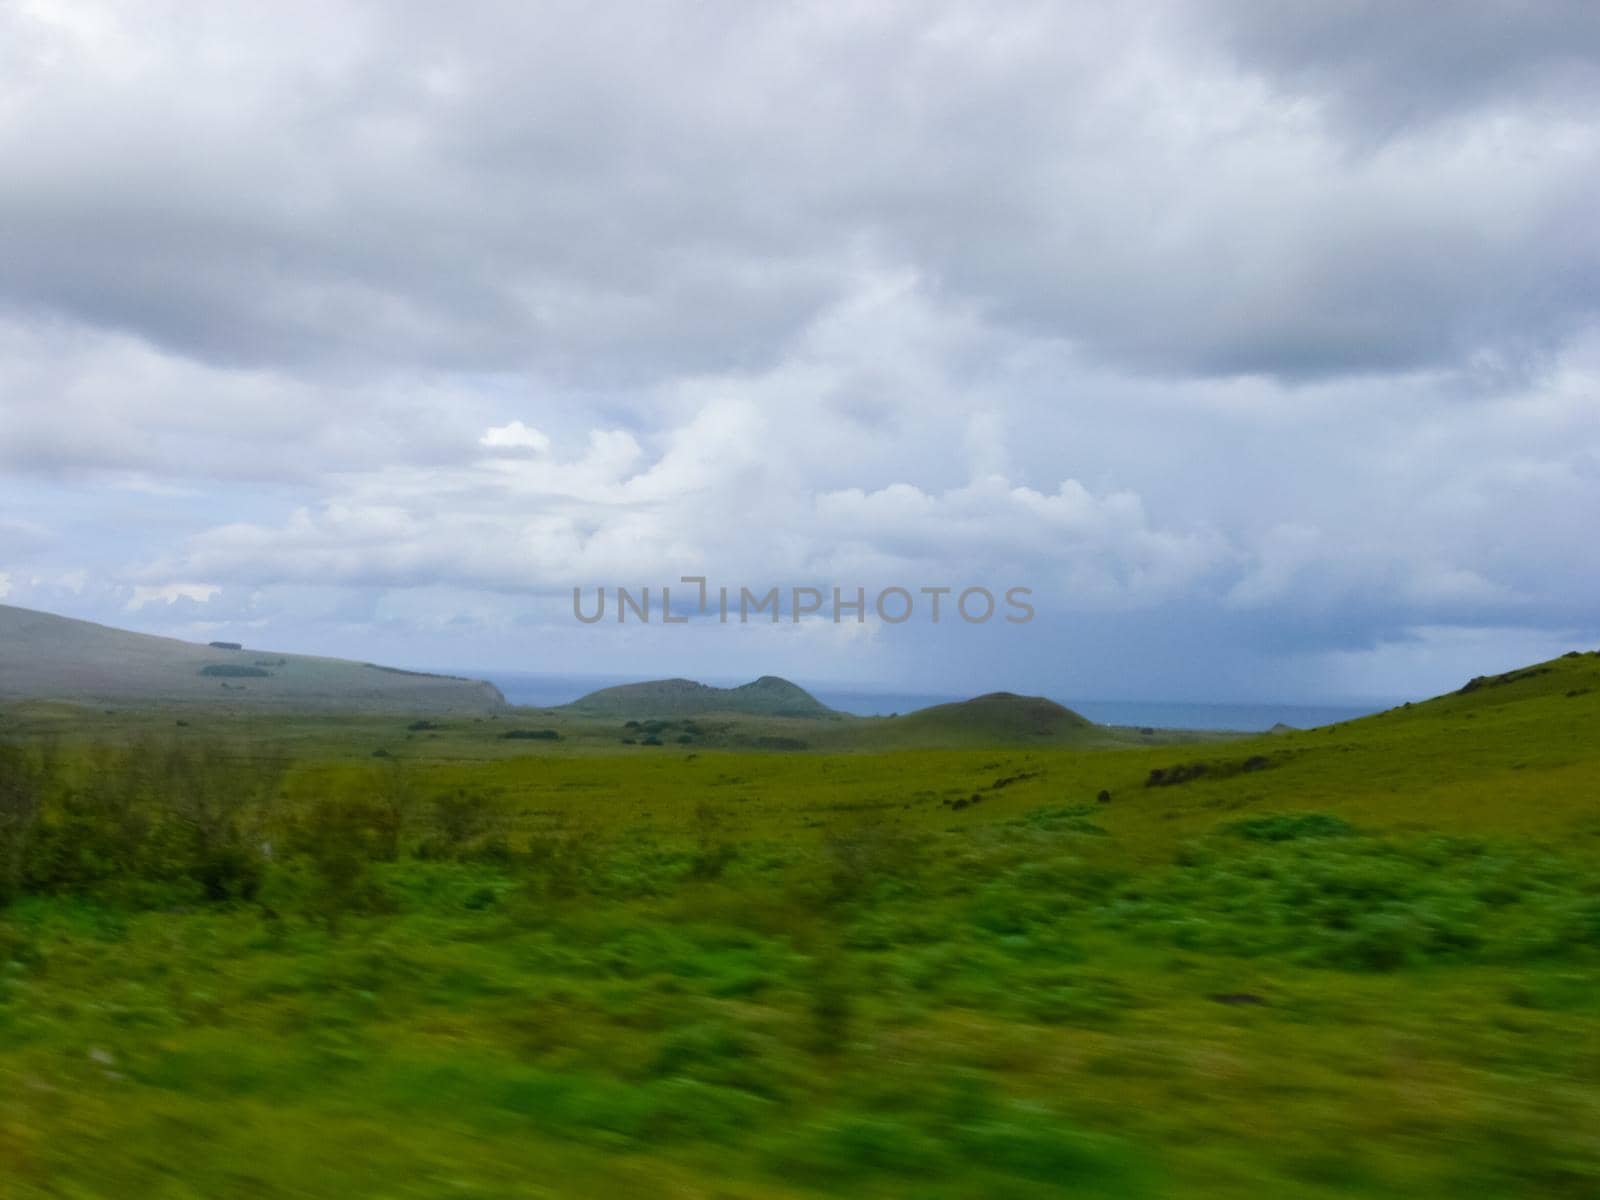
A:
[[499, 729, 561, 741], [207, 641, 243, 650], [1225, 813, 1358, 841], [1458, 666, 1554, 694], [747, 737, 809, 751], [1145, 752, 1284, 788], [988, 770, 1041, 790], [199, 665, 270, 678], [620, 718, 712, 747], [363, 663, 460, 680], [407, 720, 444, 732]]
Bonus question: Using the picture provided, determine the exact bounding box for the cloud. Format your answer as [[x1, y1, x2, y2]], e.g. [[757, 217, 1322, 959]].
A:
[[1193, 0, 1600, 138], [127, 582, 221, 609], [2, 2, 1599, 701], [480, 420, 550, 453], [2, 2, 1596, 384], [813, 476, 1229, 607]]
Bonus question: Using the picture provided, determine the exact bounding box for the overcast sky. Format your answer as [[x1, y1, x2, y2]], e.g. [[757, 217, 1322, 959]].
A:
[[2, 1, 1598, 703]]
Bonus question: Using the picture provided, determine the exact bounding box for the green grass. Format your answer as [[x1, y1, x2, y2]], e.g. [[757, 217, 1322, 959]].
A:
[[2, 650, 1599, 1196]]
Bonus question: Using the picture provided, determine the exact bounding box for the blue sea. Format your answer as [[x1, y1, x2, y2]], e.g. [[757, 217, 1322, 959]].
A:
[[456, 670, 1389, 732]]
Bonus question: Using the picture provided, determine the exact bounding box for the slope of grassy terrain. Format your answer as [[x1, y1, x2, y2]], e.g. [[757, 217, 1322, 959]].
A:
[[0, 604, 506, 713], [1, 651, 1598, 1197]]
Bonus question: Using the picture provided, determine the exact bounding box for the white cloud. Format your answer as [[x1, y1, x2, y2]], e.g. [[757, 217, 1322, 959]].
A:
[[127, 582, 221, 609], [480, 420, 550, 453], [2, 3, 1599, 699]]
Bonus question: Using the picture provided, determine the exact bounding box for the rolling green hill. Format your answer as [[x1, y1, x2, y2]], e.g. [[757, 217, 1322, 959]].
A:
[[843, 690, 1101, 747], [823, 691, 1239, 750], [0, 604, 506, 713], [564, 674, 841, 719]]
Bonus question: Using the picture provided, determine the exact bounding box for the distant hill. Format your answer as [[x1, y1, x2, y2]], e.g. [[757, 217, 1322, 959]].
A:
[[565, 675, 839, 719], [874, 691, 1098, 744], [0, 604, 506, 713]]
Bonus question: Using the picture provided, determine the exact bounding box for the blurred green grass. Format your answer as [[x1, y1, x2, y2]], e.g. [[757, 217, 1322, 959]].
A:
[[2, 651, 1599, 1196]]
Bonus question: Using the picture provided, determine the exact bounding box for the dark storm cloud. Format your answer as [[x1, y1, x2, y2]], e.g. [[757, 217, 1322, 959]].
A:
[[3, 1, 1597, 382], [0, 1, 853, 377], [1194, 0, 1600, 136]]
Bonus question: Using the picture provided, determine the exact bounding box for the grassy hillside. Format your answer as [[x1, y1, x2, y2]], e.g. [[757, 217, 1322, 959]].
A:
[[823, 691, 1224, 751], [564, 674, 841, 719], [0, 604, 506, 714], [1, 650, 1598, 1197]]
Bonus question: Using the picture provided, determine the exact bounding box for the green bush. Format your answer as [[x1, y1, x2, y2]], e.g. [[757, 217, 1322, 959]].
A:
[[280, 795, 394, 928], [0, 744, 46, 906], [5, 740, 281, 907], [1226, 812, 1358, 841], [1098, 835, 1597, 970], [415, 788, 506, 861]]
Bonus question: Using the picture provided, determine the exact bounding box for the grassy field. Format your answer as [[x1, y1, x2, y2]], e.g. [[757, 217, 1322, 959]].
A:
[[2, 653, 1598, 1196]]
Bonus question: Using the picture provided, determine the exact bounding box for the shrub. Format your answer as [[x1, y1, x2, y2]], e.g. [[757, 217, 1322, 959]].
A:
[[1148, 752, 1291, 787], [822, 824, 920, 904], [521, 823, 601, 899], [416, 788, 506, 861], [368, 758, 418, 861], [281, 794, 393, 929], [686, 802, 737, 881], [5, 740, 284, 907], [0, 743, 46, 906]]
